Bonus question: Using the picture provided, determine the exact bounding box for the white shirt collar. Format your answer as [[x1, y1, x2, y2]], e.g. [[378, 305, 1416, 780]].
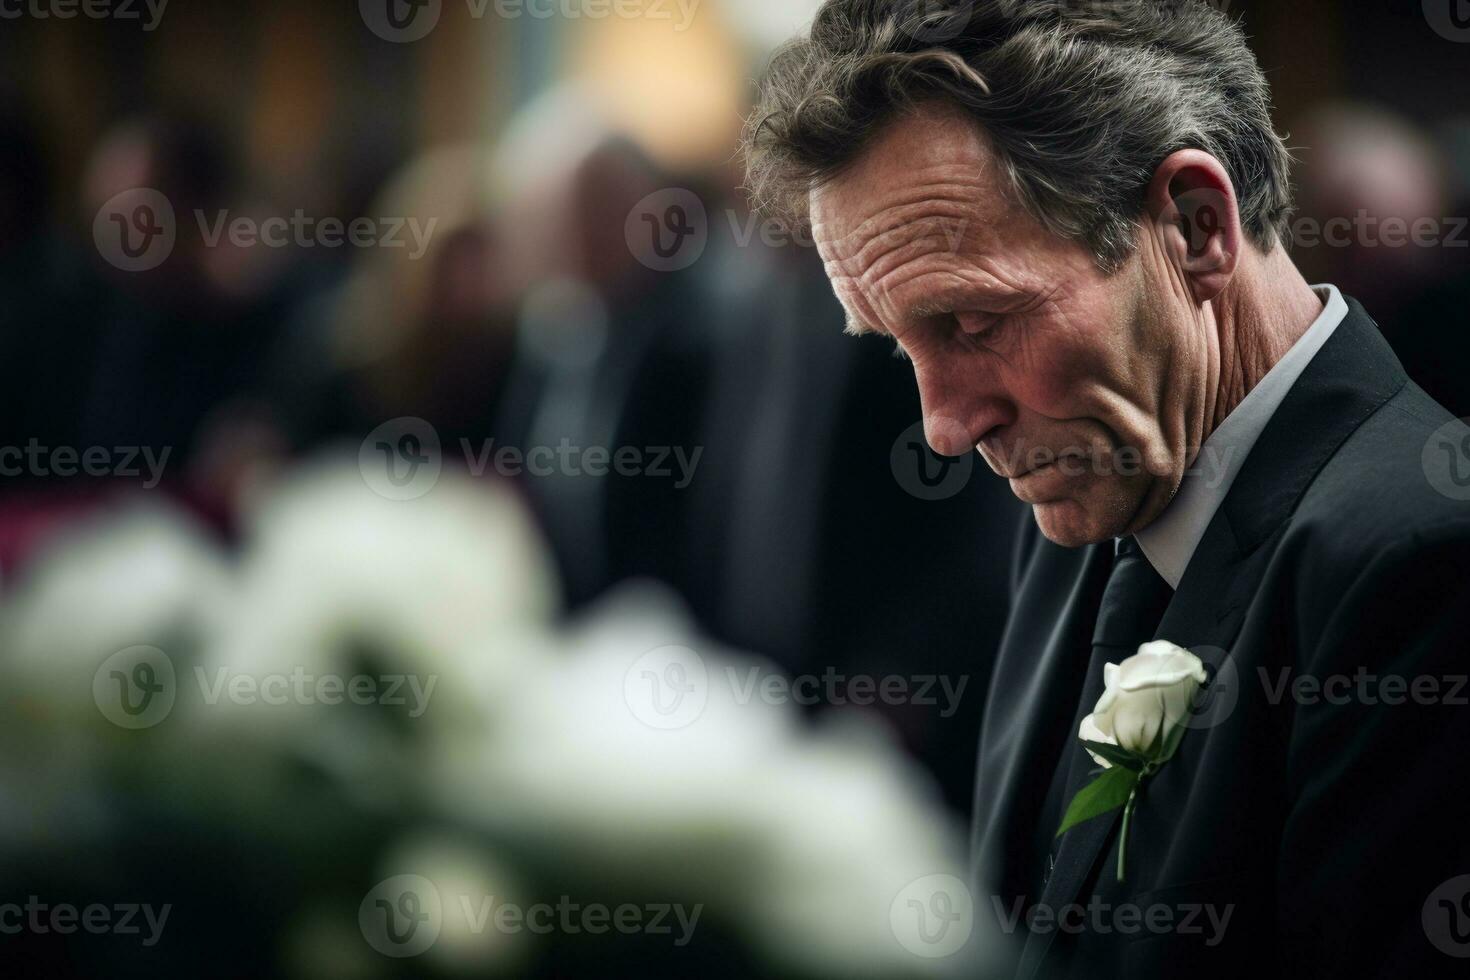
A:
[[1133, 284, 1350, 589]]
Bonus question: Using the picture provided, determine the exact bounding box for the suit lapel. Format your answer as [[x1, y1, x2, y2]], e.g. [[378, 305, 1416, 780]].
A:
[[1014, 299, 1408, 977]]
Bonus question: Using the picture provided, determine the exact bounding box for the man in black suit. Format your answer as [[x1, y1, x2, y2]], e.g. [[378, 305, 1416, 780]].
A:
[[745, 1, 1470, 975]]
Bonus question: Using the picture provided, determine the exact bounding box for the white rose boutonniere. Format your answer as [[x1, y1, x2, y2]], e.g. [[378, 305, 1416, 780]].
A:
[[1055, 640, 1209, 882]]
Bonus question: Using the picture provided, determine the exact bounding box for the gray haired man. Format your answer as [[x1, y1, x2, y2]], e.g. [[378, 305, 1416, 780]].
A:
[[748, 2, 1470, 976]]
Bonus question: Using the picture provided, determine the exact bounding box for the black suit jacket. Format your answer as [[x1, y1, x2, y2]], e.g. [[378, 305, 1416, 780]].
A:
[[971, 298, 1470, 978]]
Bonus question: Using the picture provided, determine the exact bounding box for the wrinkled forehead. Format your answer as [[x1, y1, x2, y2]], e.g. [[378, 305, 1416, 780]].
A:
[[810, 193, 978, 279], [807, 104, 1016, 277]]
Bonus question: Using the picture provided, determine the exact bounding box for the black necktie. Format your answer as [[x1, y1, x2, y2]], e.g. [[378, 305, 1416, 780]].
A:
[[1035, 536, 1174, 893]]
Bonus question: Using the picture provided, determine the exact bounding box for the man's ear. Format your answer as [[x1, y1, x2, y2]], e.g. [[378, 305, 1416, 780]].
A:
[[1144, 150, 1242, 303]]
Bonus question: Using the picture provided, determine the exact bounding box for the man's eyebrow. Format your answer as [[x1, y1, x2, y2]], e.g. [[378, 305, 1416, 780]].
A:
[[907, 283, 1039, 323], [907, 300, 953, 320], [842, 283, 1035, 337]]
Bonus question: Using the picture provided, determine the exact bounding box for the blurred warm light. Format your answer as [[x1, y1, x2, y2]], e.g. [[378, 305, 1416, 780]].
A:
[[248, 4, 340, 202], [565, 0, 747, 171]]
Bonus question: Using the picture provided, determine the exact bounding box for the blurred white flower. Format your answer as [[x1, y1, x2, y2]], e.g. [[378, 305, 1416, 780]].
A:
[[439, 583, 974, 977], [369, 833, 532, 976], [0, 464, 981, 978], [200, 458, 561, 778], [739, 717, 974, 977], [0, 504, 231, 849], [1, 503, 229, 739]]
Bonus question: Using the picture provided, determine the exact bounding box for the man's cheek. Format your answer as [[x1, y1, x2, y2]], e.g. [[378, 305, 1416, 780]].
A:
[[1004, 331, 1088, 412]]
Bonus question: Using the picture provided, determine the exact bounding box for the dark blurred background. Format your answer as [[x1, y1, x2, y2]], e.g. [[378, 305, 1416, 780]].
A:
[[1, 1, 1468, 974]]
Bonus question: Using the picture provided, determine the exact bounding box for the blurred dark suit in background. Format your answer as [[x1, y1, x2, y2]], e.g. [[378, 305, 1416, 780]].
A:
[[684, 240, 1021, 815]]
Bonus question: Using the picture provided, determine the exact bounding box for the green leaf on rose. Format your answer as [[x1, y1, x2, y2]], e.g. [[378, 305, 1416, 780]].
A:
[[1079, 739, 1144, 772], [1055, 764, 1139, 838]]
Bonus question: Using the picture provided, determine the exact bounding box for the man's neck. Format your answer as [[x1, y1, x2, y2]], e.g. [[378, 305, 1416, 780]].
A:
[[1207, 248, 1325, 430]]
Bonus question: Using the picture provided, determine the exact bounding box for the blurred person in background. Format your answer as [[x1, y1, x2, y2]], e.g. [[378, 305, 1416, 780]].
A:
[[0, 107, 63, 451], [267, 143, 520, 456], [0, 112, 310, 564], [1291, 102, 1470, 415], [490, 85, 714, 609], [69, 114, 305, 475], [686, 231, 1020, 817]]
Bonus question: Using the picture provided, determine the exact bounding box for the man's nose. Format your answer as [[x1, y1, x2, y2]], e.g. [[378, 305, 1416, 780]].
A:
[[916, 369, 1013, 456]]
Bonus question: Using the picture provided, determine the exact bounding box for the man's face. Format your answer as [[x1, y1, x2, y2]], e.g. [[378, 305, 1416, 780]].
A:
[[811, 104, 1201, 546]]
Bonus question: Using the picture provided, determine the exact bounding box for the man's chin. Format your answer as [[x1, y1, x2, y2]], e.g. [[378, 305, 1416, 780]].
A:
[[1030, 499, 1123, 548]]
